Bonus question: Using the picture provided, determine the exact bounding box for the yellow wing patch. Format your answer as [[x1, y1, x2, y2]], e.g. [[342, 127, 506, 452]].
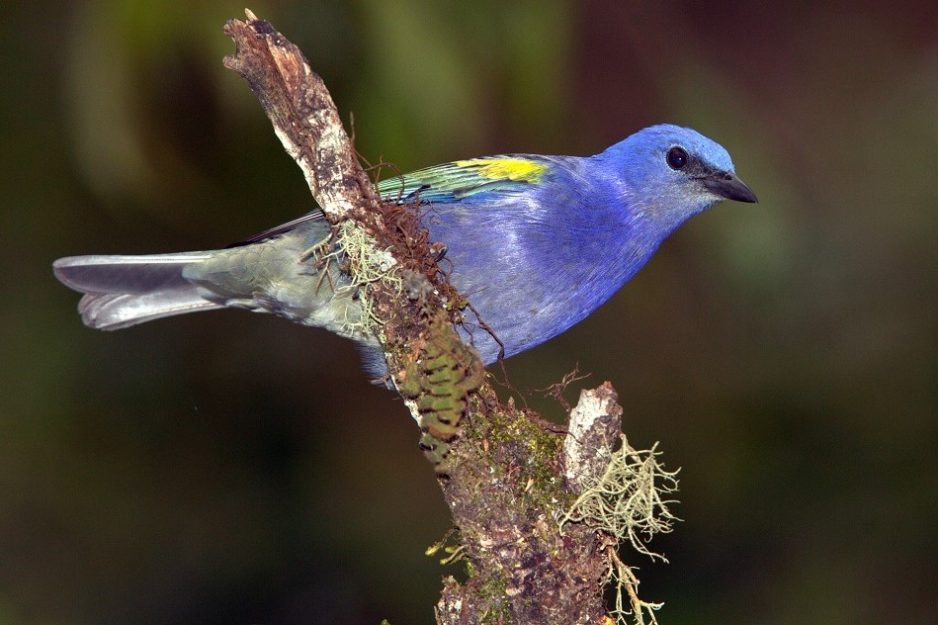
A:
[[453, 158, 548, 183]]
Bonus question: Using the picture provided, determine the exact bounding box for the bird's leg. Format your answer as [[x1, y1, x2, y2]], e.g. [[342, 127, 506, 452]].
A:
[[300, 232, 342, 296], [312, 257, 336, 295], [300, 233, 334, 262]]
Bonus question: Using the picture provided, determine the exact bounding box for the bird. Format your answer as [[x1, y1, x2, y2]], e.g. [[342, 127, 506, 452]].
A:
[[53, 124, 757, 367]]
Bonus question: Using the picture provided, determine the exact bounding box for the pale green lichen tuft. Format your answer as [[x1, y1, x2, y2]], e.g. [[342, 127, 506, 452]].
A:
[[560, 434, 680, 559], [560, 434, 680, 625], [323, 220, 404, 337], [607, 550, 664, 625]]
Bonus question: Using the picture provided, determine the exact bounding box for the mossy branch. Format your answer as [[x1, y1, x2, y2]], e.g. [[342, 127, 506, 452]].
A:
[[223, 10, 678, 625]]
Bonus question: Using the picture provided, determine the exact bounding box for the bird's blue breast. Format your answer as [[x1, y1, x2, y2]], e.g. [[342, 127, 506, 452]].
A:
[[414, 156, 664, 364]]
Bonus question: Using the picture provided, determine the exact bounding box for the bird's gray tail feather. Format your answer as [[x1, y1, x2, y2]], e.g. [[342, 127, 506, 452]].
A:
[[53, 253, 222, 330]]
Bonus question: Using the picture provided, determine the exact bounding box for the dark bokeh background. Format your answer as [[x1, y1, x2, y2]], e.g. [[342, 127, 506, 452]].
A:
[[2, 1, 936, 624]]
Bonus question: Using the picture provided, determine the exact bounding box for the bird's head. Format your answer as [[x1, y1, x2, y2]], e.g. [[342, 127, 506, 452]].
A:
[[599, 124, 757, 231]]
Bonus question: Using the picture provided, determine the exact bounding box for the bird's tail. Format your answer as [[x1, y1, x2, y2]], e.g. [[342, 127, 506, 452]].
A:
[[52, 252, 222, 330]]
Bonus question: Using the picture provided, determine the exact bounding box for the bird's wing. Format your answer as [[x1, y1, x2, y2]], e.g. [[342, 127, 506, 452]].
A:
[[231, 156, 552, 245], [228, 211, 327, 247], [376, 156, 552, 204]]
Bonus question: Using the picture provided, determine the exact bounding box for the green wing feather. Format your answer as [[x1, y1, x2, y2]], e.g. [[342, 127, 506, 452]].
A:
[[377, 156, 550, 204]]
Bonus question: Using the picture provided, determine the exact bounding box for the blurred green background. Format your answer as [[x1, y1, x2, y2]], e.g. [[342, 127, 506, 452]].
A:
[[2, 1, 936, 624]]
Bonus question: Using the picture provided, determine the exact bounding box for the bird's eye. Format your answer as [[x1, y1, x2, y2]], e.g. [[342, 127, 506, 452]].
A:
[[666, 146, 688, 170]]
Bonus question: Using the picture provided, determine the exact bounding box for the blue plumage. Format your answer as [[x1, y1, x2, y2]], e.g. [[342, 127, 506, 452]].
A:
[[53, 124, 756, 366]]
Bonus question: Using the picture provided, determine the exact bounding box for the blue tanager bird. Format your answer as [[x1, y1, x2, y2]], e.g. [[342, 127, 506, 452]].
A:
[[53, 124, 757, 367]]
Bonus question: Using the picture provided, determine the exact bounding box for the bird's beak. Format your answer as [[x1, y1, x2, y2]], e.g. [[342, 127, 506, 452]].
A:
[[702, 171, 758, 203]]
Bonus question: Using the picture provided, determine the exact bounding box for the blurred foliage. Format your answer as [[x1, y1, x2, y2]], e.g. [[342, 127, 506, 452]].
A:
[[1, 1, 936, 624]]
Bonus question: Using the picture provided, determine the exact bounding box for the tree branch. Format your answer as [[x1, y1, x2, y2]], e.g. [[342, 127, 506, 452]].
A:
[[223, 9, 381, 224], [223, 10, 676, 624]]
